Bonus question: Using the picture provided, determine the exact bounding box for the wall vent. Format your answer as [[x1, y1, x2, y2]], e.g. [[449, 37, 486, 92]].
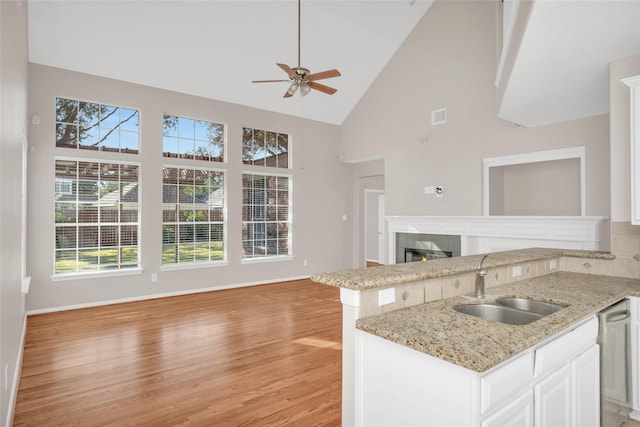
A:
[[431, 108, 447, 126]]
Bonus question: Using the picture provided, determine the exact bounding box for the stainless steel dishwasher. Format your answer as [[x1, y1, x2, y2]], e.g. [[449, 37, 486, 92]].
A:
[[598, 298, 632, 427]]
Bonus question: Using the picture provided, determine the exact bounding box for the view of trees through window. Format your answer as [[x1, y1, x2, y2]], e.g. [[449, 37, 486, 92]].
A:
[[241, 173, 290, 259], [55, 98, 139, 153], [163, 115, 224, 162], [162, 167, 225, 264], [242, 127, 288, 168], [54, 159, 140, 273], [53, 100, 294, 274]]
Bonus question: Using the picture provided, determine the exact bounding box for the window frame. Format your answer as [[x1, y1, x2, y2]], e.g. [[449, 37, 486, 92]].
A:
[[162, 114, 226, 163], [51, 155, 143, 280], [240, 170, 293, 263], [55, 97, 140, 154], [160, 164, 228, 269]]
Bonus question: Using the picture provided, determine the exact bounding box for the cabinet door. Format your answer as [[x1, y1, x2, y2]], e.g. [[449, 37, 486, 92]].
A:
[[482, 391, 533, 427], [572, 345, 599, 427], [535, 365, 571, 427]]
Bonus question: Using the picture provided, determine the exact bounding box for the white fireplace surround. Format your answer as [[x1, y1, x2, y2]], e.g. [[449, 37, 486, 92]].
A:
[[386, 216, 608, 262]]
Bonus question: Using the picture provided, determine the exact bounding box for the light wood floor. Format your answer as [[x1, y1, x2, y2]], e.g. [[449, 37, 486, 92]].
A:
[[13, 279, 342, 426]]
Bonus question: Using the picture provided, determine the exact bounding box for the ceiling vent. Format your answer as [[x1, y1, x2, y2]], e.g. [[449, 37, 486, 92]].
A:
[[431, 108, 447, 126]]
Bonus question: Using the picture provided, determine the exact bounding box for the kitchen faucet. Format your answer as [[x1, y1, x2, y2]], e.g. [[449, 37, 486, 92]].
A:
[[475, 254, 489, 299]]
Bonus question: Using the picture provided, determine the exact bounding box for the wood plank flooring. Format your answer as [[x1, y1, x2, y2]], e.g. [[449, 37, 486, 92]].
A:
[[13, 279, 342, 426]]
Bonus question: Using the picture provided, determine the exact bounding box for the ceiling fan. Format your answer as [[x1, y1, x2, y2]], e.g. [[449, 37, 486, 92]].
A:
[[252, 0, 341, 98]]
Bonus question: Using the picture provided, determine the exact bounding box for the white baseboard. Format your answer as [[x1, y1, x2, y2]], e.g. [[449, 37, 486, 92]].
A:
[[630, 410, 640, 420], [6, 315, 27, 427], [26, 275, 311, 315]]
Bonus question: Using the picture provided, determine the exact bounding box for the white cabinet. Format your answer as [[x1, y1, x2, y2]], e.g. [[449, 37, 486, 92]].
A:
[[482, 391, 533, 427], [572, 345, 600, 427], [535, 364, 572, 427], [358, 316, 599, 427]]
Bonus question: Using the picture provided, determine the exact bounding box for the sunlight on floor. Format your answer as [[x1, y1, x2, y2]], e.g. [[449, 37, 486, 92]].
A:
[[294, 337, 342, 350]]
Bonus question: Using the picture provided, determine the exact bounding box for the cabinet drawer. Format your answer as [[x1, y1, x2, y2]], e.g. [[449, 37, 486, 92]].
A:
[[481, 352, 533, 414], [534, 316, 598, 379]]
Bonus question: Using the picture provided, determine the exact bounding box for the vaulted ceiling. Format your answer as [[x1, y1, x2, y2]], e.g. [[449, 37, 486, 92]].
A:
[[28, 0, 434, 125], [28, 1, 640, 128]]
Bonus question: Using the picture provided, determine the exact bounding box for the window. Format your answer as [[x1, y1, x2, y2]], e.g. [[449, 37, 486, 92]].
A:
[[162, 167, 225, 265], [242, 173, 290, 259], [242, 127, 289, 168], [163, 115, 224, 162], [55, 98, 139, 154], [54, 159, 140, 274]]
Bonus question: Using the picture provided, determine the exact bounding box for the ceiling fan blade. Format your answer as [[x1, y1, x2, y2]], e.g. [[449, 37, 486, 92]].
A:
[[277, 63, 297, 79], [308, 81, 337, 95], [283, 89, 294, 98], [252, 79, 291, 83], [306, 69, 341, 81]]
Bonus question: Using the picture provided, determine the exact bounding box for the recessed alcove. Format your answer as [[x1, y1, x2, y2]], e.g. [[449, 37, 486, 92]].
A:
[[483, 146, 585, 216]]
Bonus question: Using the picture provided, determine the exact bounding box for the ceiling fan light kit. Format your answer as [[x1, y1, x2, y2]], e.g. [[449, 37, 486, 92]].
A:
[[252, 0, 341, 98]]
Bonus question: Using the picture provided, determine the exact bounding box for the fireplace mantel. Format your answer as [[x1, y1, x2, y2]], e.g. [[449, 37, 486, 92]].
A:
[[386, 216, 608, 262]]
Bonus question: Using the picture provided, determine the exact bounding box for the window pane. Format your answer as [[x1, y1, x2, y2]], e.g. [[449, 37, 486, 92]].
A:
[[56, 98, 139, 154], [242, 127, 290, 169], [162, 166, 225, 265], [53, 159, 140, 274], [241, 173, 290, 259]]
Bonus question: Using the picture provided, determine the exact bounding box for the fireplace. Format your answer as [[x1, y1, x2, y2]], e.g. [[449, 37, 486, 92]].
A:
[[404, 248, 453, 262], [386, 216, 608, 264], [396, 233, 461, 264]]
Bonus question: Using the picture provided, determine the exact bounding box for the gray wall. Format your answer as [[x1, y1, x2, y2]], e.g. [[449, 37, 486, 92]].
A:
[[490, 158, 581, 216], [26, 64, 354, 312], [340, 0, 610, 221], [1, 1, 28, 424]]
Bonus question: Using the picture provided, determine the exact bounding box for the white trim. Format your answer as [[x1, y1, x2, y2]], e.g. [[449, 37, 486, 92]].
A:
[[482, 146, 586, 216], [385, 215, 607, 260], [160, 260, 229, 271], [364, 189, 385, 267], [495, 0, 521, 87], [341, 155, 384, 164], [50, 267, 144, 282], [622, 75, 640, 225], [240, 255, 294, 264], [6, 316, 27, 427], [27, 275, 311, 315]]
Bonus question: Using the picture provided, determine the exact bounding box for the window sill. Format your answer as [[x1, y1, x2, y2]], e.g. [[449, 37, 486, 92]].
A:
[[50, 267, 144, 282], [160, 260, 229, 272], [240, 255, 294, 265]]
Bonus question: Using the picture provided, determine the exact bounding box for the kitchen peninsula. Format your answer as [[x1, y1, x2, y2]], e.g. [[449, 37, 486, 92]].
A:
[[311, 248, 640, 427]]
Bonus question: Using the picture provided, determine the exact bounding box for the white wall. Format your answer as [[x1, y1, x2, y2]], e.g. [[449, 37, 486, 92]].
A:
[[26, 64, 354, 312], [0, 1, 28, 424], [340, 1, 610, 220]]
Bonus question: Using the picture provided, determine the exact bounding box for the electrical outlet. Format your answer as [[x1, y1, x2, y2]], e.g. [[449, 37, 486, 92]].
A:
[[303, 259, 308, 267], [151, 273, 158, 282], [550, 259, 557, 270], [512, 266, 522, 277], [378, 288, 396, 306]]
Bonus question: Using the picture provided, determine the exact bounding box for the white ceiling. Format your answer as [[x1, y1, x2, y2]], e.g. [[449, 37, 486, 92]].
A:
[[28, 0, 434, 125], [28, 1, 640, 128], [499, 0, 640, 127]]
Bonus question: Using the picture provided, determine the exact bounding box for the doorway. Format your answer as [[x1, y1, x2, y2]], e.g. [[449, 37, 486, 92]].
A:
[[365, 189, 385, 266]]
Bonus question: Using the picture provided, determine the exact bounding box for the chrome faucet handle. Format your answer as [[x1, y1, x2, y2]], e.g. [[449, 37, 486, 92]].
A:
[[477, 254, 489, 274], [475, 254, 489, 299]]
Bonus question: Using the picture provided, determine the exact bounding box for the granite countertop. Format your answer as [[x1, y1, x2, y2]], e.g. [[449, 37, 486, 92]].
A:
[[311, 248, 615, 291], [356, 271, 640, 372]]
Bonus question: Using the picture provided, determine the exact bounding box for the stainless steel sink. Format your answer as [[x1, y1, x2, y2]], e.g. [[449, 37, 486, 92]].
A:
[[496, 297, 566, 315], [454, 303, 543, 325]]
